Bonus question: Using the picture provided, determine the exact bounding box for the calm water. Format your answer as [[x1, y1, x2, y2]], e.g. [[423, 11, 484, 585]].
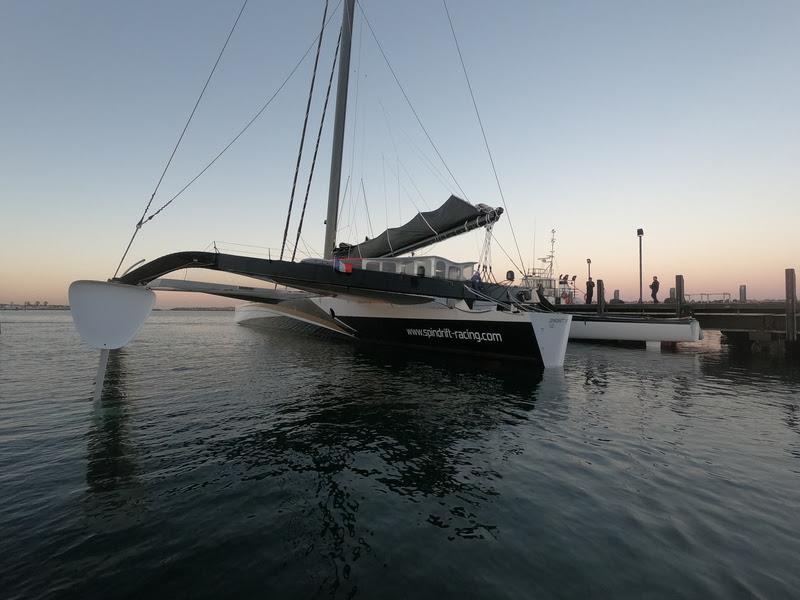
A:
[[1, 311, 799, 599]]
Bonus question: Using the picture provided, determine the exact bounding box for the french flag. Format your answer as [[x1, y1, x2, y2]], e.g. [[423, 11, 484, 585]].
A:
[[334, 259, 353, 274]]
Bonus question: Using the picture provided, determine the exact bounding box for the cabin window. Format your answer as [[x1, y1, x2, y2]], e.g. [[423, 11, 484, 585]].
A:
[[448, 266, 461, 280], [382, 262, 397, 273], [435, 260, 446, 279], [365, 261, 380, 271]]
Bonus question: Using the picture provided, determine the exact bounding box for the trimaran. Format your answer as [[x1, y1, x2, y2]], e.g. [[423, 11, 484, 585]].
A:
[[69, 0, 573, 398]]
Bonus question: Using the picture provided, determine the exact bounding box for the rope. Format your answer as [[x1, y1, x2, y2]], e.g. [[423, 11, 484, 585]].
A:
[[280, 0, 329, 261], [360, 178, 374, 238], [291, 27, 342, 262], [111, 1, 343, 278], [442, 0, 528, 275], [358, 2, 470, 203], [112, 0, 248, 278], [490, 229, 525, 275]]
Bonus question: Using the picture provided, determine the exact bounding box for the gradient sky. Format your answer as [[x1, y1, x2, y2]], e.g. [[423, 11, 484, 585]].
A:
[[2, 0, 798, 307]]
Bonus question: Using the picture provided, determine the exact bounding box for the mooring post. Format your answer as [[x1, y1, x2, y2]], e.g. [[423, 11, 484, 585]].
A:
[[675, 275, 685, 317], [597, 279, 606, 315], [786, 268, 797, 343]]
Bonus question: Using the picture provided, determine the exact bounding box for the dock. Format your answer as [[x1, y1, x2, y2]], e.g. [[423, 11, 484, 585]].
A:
[[551, 269, 799, 356]]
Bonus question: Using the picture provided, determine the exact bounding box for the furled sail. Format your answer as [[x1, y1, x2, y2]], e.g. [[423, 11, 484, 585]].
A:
[[333, 195, 503, 258]]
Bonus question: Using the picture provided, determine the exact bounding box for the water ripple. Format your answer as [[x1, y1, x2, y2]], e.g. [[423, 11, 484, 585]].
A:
[[1, 312, 799, 599]]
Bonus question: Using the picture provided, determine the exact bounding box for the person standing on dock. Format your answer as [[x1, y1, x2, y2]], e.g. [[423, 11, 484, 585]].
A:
[[649, 276, 660, 303], [585, 277, 595, 304]]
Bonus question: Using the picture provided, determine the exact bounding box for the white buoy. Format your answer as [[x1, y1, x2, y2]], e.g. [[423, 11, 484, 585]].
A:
[[69, 280, 155, 401]]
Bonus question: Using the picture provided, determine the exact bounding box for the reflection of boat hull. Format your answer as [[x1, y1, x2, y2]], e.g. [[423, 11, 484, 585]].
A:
[[568, 314, 702, 342]]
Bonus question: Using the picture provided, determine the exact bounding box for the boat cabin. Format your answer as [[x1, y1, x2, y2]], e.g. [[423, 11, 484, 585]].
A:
[[311, 256, 476, 281]]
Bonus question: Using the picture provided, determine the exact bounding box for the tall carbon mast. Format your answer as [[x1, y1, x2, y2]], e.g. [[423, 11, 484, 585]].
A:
[[323, 0, 356, 260]]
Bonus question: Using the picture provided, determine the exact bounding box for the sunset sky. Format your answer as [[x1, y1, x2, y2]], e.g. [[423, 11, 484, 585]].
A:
[[1, 0, 798, 307]]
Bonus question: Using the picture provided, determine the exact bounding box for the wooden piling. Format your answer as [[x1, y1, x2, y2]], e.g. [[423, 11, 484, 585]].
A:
[[675, 275, 685, 317], [597, 280, 606, 314], [786, 269, 797, 343]]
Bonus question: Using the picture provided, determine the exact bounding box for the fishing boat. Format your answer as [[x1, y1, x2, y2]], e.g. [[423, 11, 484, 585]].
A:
[[68, 0, 572, 395]]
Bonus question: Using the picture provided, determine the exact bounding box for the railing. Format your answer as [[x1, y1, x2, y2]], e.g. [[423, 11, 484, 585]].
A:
[[684, 292, 732, 303]]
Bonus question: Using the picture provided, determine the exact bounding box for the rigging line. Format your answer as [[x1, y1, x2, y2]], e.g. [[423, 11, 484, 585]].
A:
[[291, 27, 342, 262], [122, 0, 343, 259], [398, 125, 453, 195], [381, 154, 393, 253], [378, 96, 451, 195], [381, 154, 388, 229], [280, 0, 329, 261], [337, 174, 351, 225], [489, 229, 525, 275], [397, 157, 430, 209], [442, 0, 527, 274], [345, 10, 363, 209], [358, 2, 470, 202], [384, 164, 433, 233], [112, 0, 249, 279], [385, 166, 437, 235], [360, 178, 374, 238], [297, 234, 319, 257], [375, 99, 403, 223]]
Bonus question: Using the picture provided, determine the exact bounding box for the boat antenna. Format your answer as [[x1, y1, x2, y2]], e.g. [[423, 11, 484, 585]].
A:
[[112, 0, 249, 279], [323, 0, 356, 260]]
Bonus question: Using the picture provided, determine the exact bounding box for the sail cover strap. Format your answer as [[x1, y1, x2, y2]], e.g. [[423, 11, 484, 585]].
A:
[[333, 195, 502, 258]]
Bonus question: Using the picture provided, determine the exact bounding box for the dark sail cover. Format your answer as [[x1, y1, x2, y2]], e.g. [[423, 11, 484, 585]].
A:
[[333, 195, 503, 258]]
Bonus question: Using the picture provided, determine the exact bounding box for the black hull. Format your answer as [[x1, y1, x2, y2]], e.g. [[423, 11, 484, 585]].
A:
[[338, 316, 545, 364]]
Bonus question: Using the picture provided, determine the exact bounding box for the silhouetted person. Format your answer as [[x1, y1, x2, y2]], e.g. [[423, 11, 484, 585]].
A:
[[470, 268, 482, 290], [585, 277, 595, 304], [649, 276, 660, 303]]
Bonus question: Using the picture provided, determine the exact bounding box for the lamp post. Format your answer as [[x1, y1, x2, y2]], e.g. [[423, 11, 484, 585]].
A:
[[586, 258, 591, 280], [637, 228, 644, 303]]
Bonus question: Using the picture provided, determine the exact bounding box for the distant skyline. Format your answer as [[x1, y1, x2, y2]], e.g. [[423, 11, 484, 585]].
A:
[[2, 0, 798, 307]]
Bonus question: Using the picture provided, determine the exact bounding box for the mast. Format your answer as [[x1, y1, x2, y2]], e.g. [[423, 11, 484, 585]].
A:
[[323, 0, 356, 259]]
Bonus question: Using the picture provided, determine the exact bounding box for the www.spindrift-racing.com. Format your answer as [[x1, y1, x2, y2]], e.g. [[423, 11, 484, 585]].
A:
[[405, 328, 503, 343]]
